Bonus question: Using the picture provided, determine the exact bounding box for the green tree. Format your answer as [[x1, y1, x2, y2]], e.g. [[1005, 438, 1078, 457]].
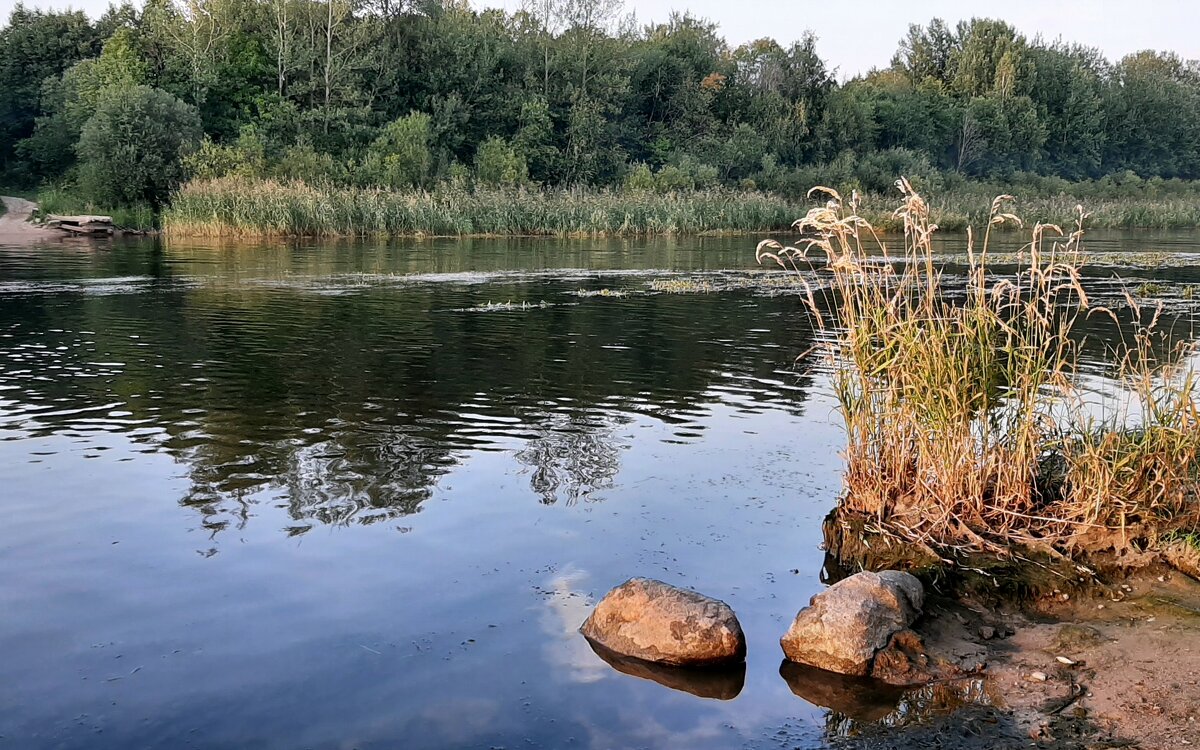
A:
[[474, 136, 527, 186], [0, 5, 101, 176], [363, 111, 433, 188], [17, 28, 149, 178], [77, 85, 203, 206]]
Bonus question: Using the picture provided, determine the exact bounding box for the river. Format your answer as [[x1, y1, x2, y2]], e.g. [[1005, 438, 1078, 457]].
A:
[[1, 231, 1197, 749]]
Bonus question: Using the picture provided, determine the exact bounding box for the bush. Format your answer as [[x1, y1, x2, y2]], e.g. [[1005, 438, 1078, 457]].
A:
[[184, 128, 267, 181], [77, 85, 202, 207], [362, 112, 433, 189], [623, 163, 655, 192], [474, 136, 527, 187], [273, 142, 344, 185]]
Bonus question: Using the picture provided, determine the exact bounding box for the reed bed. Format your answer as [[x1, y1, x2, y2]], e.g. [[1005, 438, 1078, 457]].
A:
[[163, 177, 802, 238], [857, 193, 1200, 232], [759, 181, 1200, 557]]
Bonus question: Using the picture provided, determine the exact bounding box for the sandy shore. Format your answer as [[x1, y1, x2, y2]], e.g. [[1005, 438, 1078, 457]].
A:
[[841, 569, 1200, 749], [0, 196, 49, 243]]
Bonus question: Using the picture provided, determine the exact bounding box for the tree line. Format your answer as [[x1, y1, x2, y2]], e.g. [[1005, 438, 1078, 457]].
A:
[[1, 0, 1199, 210]]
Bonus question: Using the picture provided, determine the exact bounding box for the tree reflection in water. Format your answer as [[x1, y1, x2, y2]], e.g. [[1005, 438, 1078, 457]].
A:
[[516, 411, 626, 505]]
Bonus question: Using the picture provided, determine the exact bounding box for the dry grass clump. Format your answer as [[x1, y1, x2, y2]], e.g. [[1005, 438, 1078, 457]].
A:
[[759, 180, 1200, 557]]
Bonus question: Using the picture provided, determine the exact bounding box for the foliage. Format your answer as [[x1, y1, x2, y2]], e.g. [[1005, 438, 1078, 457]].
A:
[[4, 4, 1200, 211], [77, 85, 202, 207], [474, 136, 527, 187], [362, 112, 433, 189]]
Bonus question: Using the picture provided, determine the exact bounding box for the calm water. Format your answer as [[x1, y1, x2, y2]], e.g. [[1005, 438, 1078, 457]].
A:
[[1, 232, 1197, 750]]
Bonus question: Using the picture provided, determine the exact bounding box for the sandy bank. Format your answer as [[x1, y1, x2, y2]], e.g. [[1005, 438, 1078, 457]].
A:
[[0, 196, 50, 244]]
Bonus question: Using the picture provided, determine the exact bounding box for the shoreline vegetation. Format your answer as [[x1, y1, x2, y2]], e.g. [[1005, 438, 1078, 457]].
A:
[[161, 178, 802, 238], [759, 181, 1200, 583], [6, 6, 1200, 240], [158, 176, 1200, 239]]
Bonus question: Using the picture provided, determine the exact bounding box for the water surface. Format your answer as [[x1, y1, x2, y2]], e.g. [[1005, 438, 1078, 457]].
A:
[[1, 231, 1196, 749]]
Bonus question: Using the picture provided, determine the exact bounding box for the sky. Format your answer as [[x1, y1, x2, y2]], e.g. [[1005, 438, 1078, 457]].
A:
[[2, 0, 1197, 79]]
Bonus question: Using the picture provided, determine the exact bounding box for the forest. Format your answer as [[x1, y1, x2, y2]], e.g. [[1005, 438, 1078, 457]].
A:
[[2, 0, 1200, 230]]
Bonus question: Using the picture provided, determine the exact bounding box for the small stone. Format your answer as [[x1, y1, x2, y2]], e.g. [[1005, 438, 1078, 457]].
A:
[[1030, 671, 1048, 682], [780, 570, 924, 676], [979, 625, 997, 640], [1056, 656, 1077, 665], [580, 578, 746, 667]]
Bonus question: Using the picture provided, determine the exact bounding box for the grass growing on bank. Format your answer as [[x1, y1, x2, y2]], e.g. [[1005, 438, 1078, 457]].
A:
[[758, 181, 1200, 557], [34, 185, 156, 232], [163, 178, 803, 238], [855, 192, 1200, 232], [162, 176, 1200, 239]]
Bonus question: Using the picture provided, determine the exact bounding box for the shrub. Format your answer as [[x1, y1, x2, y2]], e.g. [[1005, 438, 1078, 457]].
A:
[[474, 136, 527, 187], [362, 112, 433, 189], [77, 85, 201, 207], [184, 128, 267, 181]]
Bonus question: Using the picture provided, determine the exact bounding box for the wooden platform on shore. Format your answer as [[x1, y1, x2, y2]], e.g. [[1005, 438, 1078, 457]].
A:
[[45, 215, 116, 235]]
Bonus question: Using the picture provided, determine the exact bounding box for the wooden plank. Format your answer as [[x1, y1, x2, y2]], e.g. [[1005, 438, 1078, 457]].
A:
[[46, 214, 113, 225], [57, 223, 112, 235]]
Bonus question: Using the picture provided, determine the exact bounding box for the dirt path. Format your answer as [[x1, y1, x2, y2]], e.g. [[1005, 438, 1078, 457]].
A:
[[0, 196, 48, 242]]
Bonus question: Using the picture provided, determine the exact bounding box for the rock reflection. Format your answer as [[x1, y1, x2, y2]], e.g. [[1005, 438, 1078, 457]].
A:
[[587, 639, 746, 700], [781, 661, 994, 738], [779, 662, 905, 722]]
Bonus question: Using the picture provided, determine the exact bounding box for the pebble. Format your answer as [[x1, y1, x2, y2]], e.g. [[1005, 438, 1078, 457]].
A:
[[1030, 671, 1048, 682]]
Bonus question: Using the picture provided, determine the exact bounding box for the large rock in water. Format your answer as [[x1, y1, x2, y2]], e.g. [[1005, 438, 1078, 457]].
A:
[[580, 578, 746, 666], [780, 570, 924, 677]]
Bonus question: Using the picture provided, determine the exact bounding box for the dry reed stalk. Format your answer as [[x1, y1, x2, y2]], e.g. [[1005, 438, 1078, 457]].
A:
[[760, 179, 1200, 557]]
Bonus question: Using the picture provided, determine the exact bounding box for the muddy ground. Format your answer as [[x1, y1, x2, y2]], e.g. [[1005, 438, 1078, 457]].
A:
[[827, 568, 1200, 749]]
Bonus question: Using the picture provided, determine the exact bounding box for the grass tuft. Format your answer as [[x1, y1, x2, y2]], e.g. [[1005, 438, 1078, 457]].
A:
[[761, 179, 1200, 558]]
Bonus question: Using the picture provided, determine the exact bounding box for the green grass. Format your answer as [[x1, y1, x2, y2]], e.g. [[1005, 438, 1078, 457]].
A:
[[163, 177, 804, 238], [35, 185, 156, 232]]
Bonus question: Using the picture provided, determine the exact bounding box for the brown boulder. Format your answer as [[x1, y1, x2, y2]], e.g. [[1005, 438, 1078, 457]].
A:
[[780, 570, 924, 676], [580, 578, 746, 666]]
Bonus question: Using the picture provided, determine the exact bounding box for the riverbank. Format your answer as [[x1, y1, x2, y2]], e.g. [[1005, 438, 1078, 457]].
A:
[[162, 178, 803, 238], [0, 196, 48, 243], [161, 177, 1200, 239], [846, 568, 1200, 749]]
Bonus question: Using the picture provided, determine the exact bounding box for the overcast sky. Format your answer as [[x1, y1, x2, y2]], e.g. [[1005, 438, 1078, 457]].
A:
[[3, 0, 1197, 79]]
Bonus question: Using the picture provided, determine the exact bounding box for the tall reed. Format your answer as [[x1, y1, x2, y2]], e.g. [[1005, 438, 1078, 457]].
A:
[[163, 177, 802, 238], [760, 180, 1200, 555]]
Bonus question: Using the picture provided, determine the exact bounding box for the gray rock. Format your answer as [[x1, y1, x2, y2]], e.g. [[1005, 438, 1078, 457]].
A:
[[580, 578, 746, 666], [780, 570, 924, 676]]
